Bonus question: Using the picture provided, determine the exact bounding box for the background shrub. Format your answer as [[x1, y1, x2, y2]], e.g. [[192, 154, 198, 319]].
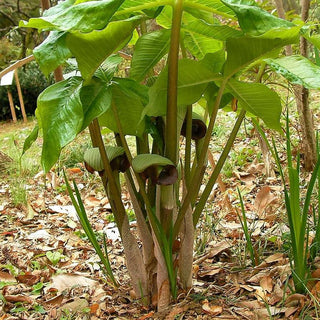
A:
[[0, 61, 54, 121]]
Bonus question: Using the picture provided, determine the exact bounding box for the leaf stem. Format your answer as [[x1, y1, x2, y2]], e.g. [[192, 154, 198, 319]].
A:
[[165, 0, 184, 164], [88, 119, 126, 227], [193, 109, 246, 225], [173, 79, 227, 239]]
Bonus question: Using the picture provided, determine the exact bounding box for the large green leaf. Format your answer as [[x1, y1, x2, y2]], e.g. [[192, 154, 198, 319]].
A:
[[184, 0, 235, 19], [145, 59, 221, 117], [20, 0, 124, 32], [200, 50, 226, 74], [37, 77, 112, 172], [116, 0, 165, 15], [182, 21, 242, 59], [224, 32, 299, 77], [221, 0, 294, 36], [94, 55, 123, 83], [184, 32, 223, 59], [80, 78, 113, 130], [37, 77, 83, 172], [99, 78, 148, 136], [33, 31, 72, 77], [130, 29, 171, 81], [227, 79, 281, 130], [183, 21, 243, 41], [265, 55, 320, 89], [303, 33, 320, 50], [67, 17, 140, 79]]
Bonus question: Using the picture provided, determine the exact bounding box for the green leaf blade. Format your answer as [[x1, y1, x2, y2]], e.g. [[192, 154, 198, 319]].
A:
[[265, 55, 320, 89], [146, 59, 221, 117], [130, 29, 171, 81], [224, 32, 299, 77], [33, 31, 72, 77], [221, 0, 294, 36], [20, 0, 125, 33], [227, 79, 282, 131], [67, 17, 140, 79]]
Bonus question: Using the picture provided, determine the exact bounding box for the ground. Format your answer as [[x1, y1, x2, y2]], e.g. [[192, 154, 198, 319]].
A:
[[1, 116, 320, 319]]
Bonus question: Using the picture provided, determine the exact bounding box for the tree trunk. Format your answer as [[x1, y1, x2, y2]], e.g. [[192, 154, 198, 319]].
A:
[[274, 0, 316, 171], [294, 0, 316, 171]]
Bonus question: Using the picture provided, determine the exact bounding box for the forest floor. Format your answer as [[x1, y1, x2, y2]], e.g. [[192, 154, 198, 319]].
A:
[[1, 114, 320, 319]]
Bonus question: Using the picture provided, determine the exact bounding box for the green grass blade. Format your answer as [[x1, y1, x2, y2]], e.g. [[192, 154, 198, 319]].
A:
[[237, 188, 257, 266], [63, 171, 118, 286]]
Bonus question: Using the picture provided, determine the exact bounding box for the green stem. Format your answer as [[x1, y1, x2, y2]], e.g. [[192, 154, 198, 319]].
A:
[[165, 0, 184, 164], [184, 105, 192, 185], [193, 109, 246, 226], [110, 102, 162, 242], [173, 79, 227, 239], [88, 119, 126, 227], [180, 40, 192, 185]]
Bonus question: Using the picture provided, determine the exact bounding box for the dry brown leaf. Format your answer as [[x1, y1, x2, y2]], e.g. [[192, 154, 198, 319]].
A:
[[198, 267, 222, 278], [45, 273, 99, 293], [165, 304, 190, 320], [4, 295, 33, 304], [85, 196, 102, 208], [239, 284, 255, 292], [285, 307, 298, 318], [260, 275, 273, 293], [67, 167, 82, 174], [311, 281, 320, 298], [139, 311, 155, 320], [285, 293, 306, 307], [311, 268, 320, 279], [0, 271, 16, 282], [202, 300, 223, 316], [265, 253, 284, 264], [89, 303, 100, 315], [43, 294, 64, 307], [16, 273, 40, 285], [56, 297, 89, 314], [254, 186, 277, 217]]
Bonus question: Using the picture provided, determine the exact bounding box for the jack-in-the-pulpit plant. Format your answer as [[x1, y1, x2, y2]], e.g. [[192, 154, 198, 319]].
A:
[[20, 0, 320, 310]]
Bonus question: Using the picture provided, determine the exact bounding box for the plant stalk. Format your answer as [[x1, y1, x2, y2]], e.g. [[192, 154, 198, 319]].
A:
[[88, 119, 126, 226], [165, 0, 184, 164], [173, 80, 227, 239], [192, 109, 246, 226]]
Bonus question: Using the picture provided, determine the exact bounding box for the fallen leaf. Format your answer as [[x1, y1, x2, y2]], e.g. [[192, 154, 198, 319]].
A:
[[67, 168, 82, 174], [16, 273, 40, 286], [285, 293, 306, 307], [26, 229, 52, 240], [90, 303, 100, 315], [0, 271, 16, 282], [254, 186, 277, 217], [202, 300, 223, 316], [197, 267, 222, 281], [57, 297, 89, 314], [285, 307, 298, 318], [260, 275, 273, 293], [139, 311, 155, 320], [165, 304, 190, 320], [265, 253, 284, 264], [4, 295, 33, 304], [43, 294, 64, 307], [45, 274, 99, 293]]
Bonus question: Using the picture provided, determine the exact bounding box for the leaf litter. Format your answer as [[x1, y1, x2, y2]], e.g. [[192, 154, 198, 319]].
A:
[[1, 121, 320, 319]]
